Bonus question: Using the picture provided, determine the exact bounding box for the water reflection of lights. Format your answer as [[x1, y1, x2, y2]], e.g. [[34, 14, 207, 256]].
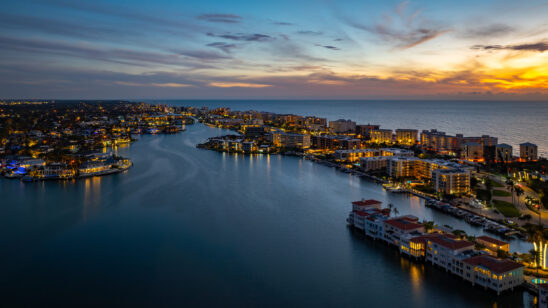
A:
[[409, 196, 422, 210], [400, 257, 424, 294]]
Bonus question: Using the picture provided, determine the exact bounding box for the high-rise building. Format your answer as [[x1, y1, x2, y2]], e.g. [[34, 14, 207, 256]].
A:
[[395, 129, 418, 146], [272, 132, 311, 149], [356, 124, 380, 139], [329, 119, 356, 134], [461, 142, 484, 162], [495, 144, 513, 163], [432, 168, 471, 195], [370, 129, 393, 144], [420, 129, 459, 154]]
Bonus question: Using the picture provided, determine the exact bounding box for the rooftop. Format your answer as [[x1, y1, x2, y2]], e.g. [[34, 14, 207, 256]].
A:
[[352, 199, 382, 207], [463, 255, 523, 274], [476, 236, 509, 247], [385, 216, 423, 231], [428, 235, 474, 250]]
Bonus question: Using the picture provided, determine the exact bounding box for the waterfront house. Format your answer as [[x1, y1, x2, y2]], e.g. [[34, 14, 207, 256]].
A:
[[43, 163, 75, 179], [352, 199, 382, 211], [79, 161, 111, 176], [425, 234, 475, 273], [461, 255, 524, 295], [476, 236, 510, 255], [383, 216, 424, 246], [242, 141, 258, 153]]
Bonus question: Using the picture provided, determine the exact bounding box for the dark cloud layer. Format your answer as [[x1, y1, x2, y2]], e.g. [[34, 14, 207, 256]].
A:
[[207, 32, 275, 42], [197, 14, 242, 23], [460, 24, 515, 38], [472, 41, 548, 52], [297, 30, 323, 36], [206, 42, 238, 53], [316, 44, 340, 50]]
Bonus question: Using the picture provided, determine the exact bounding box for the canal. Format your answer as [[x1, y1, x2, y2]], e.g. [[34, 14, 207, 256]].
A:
[[0, 124, 536, 307]]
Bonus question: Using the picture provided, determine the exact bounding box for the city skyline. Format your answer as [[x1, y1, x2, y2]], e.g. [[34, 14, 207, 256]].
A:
[[1, 0, 548, 100]]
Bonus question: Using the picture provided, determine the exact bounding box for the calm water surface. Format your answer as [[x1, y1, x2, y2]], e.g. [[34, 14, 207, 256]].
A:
[[0, 124, 537, 307]]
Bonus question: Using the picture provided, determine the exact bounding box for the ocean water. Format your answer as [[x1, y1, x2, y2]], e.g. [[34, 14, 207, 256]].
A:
[[153, 100, 548, 157], [0, 124, 536, 306]]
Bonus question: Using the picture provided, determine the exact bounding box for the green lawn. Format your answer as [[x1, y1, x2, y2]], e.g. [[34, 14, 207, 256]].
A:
[[491, 181, 504, 188], [492, 189, 512, 197], [476, 189, 491, 201], [493, 200, 520, 217]]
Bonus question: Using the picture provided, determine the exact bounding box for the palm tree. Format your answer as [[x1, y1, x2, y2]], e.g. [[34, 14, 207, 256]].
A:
[[393, 207, 400, 217], [388, 203, 394, 216], [422, 220, 435, 233], [515, 186, 524, 208], [506, 178, 515, 205]]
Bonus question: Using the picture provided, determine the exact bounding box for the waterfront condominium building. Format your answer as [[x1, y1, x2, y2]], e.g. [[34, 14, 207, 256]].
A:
[[311, 135, 360, 151], [334, 149, 377, 162], [461, 255, 524, 295], [520, 142, 538, 161], [432, 168, 471, 195], [420, 129, 459, 154], [387, 156, 418, 178], [370, 129, 393, 144], [335, 147, 413, 163], [387, 158, 473, 194], [359, 156, 390, 172], [271, 132, 311, 149], [329, 119, 356, 134], [356, 124, 380, 139], [395, 129, 418, 146]]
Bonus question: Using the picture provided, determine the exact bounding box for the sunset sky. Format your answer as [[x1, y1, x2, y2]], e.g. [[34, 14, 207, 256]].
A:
[[1, 0, 548, 99]]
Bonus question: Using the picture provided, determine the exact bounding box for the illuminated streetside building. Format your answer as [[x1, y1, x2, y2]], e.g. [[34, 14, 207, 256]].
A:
[[520, 142, 538, 161], [461, 142, 484, 162], [495, 143, 513, 163]]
